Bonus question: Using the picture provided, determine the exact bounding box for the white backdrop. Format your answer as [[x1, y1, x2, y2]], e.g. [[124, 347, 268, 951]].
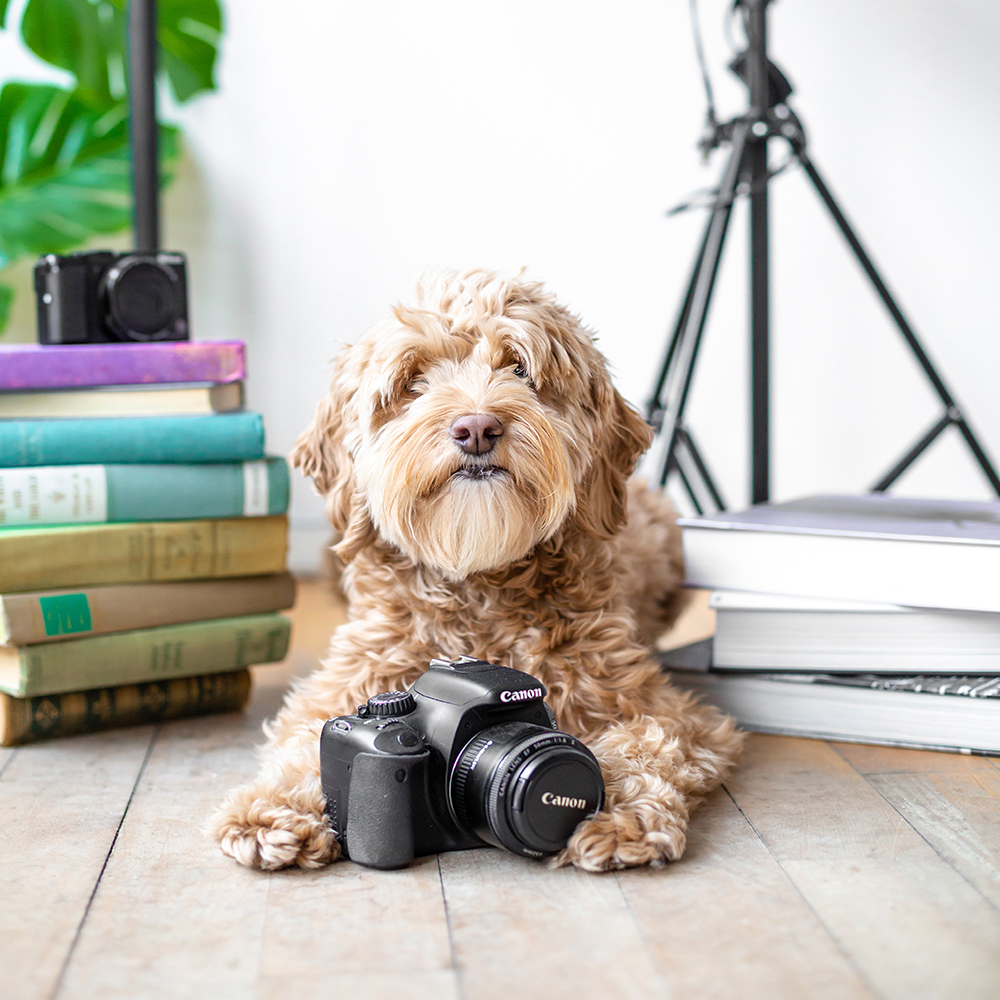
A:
[[21, 0, 1000, 571]]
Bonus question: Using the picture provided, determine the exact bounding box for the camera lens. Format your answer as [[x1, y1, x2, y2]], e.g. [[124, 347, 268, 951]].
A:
[[450, 723, 604, 857], [101, 255, 183, 341]]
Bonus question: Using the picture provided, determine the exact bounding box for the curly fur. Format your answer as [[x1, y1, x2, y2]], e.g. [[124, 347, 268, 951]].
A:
[[209, 269, 742, 872]]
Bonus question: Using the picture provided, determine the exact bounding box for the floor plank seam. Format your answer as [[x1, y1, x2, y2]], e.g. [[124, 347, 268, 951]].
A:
[[436, 856, 467, 1000], [0, 749, 16, 780], [612, 870, 669, 996], [833, 744, 1000, 917], [720, 781, 884, 1000], [46, 727, 162, 1000]]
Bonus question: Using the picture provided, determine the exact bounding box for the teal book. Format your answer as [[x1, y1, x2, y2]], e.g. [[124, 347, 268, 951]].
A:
[[0, 413, 265, 467], [0, 458, 289, 526], [0, 613, 292, 697]]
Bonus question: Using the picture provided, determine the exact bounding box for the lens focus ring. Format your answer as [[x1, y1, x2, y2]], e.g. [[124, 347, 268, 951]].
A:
[[450, 723, 604, 858]]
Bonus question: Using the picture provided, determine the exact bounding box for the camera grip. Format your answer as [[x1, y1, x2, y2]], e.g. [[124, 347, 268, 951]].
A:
[[345, 749, 429, 870]]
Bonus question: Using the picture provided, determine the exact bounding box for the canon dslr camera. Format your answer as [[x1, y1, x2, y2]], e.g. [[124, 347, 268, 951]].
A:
[[320, 656, 605, 869], [35, 250, 189, 344]]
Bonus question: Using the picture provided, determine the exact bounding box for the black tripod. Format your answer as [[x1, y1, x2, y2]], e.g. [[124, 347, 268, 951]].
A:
[[645, 0, 1000, 513]]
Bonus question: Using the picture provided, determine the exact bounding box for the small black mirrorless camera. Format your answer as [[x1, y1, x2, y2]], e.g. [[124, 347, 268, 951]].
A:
[[34, 250, 189, 344], [320, 656, 605, 870]]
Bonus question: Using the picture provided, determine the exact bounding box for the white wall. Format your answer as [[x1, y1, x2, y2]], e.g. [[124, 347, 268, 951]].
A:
[[162, 0, 999, 571]]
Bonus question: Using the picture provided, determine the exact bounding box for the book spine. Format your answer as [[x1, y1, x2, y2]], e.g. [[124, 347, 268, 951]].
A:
[[0, 670, 252, 746], [0, 459, 289, 526], [4, 612, 292, 697], [0, 573, 297, 645], [0, 341, 246, 391], [0, 381, 243, 419], [0, 515, 289, 593], [0, 413, 266, 467]]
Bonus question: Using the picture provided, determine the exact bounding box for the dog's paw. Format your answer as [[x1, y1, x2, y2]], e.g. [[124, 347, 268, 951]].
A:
[[552, 807, 687, 872], [209, 797, 340, 871]]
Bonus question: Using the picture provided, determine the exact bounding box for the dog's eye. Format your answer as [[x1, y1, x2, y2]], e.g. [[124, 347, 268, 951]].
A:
[[405, 375, 427, 395], [513, 362, 529, 380]]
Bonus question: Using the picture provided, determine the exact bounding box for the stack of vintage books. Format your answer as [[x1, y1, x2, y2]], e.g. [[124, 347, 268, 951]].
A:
[[0, 341, 295, 745], [663, 493, 1000, 754]]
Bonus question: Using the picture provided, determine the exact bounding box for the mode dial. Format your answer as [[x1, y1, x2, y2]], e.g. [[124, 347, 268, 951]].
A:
[[366, 690, 416, 717]]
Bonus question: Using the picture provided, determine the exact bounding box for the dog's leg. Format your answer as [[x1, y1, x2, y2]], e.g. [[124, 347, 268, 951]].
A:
[[208, 621, 429, 870], [554, 670, 743, 872]]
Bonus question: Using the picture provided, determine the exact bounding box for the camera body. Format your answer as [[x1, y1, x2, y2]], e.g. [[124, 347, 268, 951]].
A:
[[320, 656, 605, 870], [35, 250, 189, 344]]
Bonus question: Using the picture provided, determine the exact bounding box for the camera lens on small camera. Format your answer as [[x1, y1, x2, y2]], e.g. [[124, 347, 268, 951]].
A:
[[450, 722, 604, 857], [101, 255, 184, 341]]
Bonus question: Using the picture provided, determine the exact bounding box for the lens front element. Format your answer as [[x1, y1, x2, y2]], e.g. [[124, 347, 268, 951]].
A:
[[101, 255, 183, 341], [451, 723, 604, 857]]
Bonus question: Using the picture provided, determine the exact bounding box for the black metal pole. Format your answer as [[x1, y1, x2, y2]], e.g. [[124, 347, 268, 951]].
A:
[[128, 0, 160, 253], [745, 0, 771, 504]]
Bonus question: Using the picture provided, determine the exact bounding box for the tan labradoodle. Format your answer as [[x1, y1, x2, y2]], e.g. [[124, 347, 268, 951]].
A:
[[210, 269, 742, 872]]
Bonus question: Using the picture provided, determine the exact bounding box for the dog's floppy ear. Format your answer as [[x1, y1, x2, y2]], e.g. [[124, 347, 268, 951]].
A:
[[573, 382, 654, 540], [290, 348, 376, 562]]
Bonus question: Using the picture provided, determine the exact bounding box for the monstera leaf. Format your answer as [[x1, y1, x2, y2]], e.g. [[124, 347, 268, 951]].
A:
[[20, 0, 222, 106], [0, 83, 179, 326], [0, 0, 220, 332], [0, 83, 179, 266]]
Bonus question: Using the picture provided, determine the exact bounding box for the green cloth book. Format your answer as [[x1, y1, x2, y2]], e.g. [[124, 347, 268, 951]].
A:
[[0, 515, 289, 593], [0, 458, 289, 526], [0, 413, 266, 467], [0, 612, 292, 697], [0, 670, 253, 746]]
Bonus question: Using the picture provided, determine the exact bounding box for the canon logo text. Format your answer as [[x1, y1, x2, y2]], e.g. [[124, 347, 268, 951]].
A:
[[499, 687, 544, 703], [541, 792, 588, 810]]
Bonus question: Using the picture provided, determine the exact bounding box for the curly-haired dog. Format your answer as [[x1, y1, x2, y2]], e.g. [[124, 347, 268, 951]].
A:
[[210, 270, 742, 871]]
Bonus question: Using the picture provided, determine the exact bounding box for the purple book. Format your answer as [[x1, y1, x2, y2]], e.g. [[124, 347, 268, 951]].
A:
[[0, 341, 246, 391]]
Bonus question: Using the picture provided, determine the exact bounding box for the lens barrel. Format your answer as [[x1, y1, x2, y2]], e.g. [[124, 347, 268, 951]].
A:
[[450, 722, 604, 857], [100, 254, 184, 341]]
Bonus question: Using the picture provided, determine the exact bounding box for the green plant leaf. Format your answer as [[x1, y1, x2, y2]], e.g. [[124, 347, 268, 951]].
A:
[[0, 282, 12, 329], [20, 0, 119, 107], [19, 0, 222, 107], [0, 82, 179, 269], [0, 0, 13, 29]]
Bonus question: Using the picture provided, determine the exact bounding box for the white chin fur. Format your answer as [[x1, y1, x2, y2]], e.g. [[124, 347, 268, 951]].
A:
[[375, 473, 570, 580]]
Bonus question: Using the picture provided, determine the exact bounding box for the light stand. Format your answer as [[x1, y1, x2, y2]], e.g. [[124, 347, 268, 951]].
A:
[[128, 0, 160, 253], [645, 0, 1000, 513]]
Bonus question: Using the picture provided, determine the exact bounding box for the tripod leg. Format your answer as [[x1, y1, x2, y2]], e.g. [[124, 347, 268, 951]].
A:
[[649, 121, 752, 492], [799, 151, 1000, 496], [871, 412, 951, 492], [677, 426, 727, 510]]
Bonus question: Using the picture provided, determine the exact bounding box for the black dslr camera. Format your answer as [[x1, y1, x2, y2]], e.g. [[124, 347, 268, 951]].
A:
[[34, 250, 189, 344], [320, 656, 605, 870]]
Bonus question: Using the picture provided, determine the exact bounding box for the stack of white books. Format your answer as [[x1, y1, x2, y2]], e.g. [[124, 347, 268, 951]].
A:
[[662, 494, 1000, 755]]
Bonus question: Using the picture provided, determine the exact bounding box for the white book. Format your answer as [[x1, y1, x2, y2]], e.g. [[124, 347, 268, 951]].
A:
[[709, 591, 1000, 673], [679, 494, 1000, 613], [667, 660, 1000, 755]]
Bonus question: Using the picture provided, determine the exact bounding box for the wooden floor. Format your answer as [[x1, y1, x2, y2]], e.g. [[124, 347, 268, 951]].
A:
[[3, 579, 999, 1000]]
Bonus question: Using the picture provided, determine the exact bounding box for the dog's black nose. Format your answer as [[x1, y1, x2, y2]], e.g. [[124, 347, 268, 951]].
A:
[[451, 413, 504, 455]]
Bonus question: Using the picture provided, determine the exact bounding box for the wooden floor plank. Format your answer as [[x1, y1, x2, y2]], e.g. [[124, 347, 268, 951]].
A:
[[0, 729, 156, 1000], [833, 743, 1000, 912], [832, 743, 1000, 777], [55, 610, 456, 1000], [439, 848, 665, 1000], [54, 709, 458, 999], [617, 785, 875, 1000], [728, 735, 1000, 1000]]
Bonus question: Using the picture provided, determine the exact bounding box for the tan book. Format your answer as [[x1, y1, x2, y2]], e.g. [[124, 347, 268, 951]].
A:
[[0, 381, 243, 419], [0, 612, 291, 697], [0, 573, 297, 645], [0, 670, 253, 746], [0, 515, 288, 593]]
